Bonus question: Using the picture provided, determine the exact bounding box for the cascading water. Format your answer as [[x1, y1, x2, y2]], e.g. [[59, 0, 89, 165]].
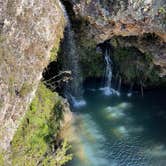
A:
[[59, 2, 86, 107], [104, 48, 113, 89], [100, 44, 120, 96]]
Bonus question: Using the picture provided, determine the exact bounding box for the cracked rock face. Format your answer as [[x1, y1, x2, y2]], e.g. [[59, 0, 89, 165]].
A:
[[69, 0, 166, 76], [0, 0, 65, 150]]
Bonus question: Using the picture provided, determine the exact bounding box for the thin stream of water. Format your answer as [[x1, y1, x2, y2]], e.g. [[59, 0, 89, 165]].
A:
[[100, 46, 120, 96]]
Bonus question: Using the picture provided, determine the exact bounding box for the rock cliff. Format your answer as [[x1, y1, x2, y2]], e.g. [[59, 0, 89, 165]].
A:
[[0, 0, 65, 150], [67, 0, 166, 77]]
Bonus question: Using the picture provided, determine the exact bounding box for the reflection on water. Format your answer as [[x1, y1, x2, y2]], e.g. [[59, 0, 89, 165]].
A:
[[64, 88, 166, 166]]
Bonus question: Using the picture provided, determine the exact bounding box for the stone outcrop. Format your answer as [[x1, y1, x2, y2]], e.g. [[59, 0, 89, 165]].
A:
[[0, 0, 65, 150], [68, 0, 166, 76]]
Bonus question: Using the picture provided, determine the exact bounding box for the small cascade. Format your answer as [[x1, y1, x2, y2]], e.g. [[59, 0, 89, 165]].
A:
[[104, 48, 113, 89], [59, 1, 86, 107], [100, 44, 120, 96], [70, 95, 86, 108]]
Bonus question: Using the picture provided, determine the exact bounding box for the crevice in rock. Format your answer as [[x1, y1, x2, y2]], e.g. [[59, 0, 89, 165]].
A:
[[42, 58, 71, 96]]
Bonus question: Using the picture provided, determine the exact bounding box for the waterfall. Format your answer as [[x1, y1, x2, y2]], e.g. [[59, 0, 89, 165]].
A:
[[58, 1, 86, 107], [104, 48, 113, 88], [100, 46, 120, 96], [62, 23, 82, 97]]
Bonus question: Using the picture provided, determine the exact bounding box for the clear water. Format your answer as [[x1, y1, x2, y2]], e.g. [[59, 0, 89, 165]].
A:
[[65, 85, 166, 166]]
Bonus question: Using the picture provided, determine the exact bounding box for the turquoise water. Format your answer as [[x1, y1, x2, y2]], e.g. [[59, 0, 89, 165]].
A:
[[66, 86, 166, 166]]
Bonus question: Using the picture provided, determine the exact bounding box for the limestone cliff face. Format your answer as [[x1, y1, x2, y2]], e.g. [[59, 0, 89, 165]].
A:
[[68, 0, 166, 76], [0, 0, 65, 150]]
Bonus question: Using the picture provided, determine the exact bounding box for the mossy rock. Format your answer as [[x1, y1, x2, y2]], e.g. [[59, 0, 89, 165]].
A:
[[79, 39, 104, 78], [73, 17, 104, 78], [111, 46, 162, 87], [11, 83, 72, 166], [0, 153, 4, 166]]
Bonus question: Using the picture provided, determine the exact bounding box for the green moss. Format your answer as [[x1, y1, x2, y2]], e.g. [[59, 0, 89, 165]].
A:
[[158, 7, 166, 14], [50, 44, 59, 62], [112, 47, 161, 86], [19, 82, 32, 97], [11, 83, 72, 165], [158, 7, 166, 25], [8, 76, 15, 96], [42, 140, 72, 166], [49, 29, 63, 63], [0, 35, 5, 43], [49, 1, 65, 63], [79, 39, 104, 78], [0, 99, 3, 109], [0, 153, 4, 166]]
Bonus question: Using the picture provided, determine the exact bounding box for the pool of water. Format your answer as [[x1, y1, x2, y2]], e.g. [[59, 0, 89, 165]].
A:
[[65, 86, 166, 166]]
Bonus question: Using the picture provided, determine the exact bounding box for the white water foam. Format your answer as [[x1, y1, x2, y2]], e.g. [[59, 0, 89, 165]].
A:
[[100, 87, 120, 96], [71, 96, 86, 108], [101, 47, 121, 97], [127, 92, 132, 97]]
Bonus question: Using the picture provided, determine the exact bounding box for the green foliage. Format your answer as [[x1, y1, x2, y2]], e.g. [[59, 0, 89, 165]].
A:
[[11, 83, 72, 165], [42, 140, 73, 166]]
